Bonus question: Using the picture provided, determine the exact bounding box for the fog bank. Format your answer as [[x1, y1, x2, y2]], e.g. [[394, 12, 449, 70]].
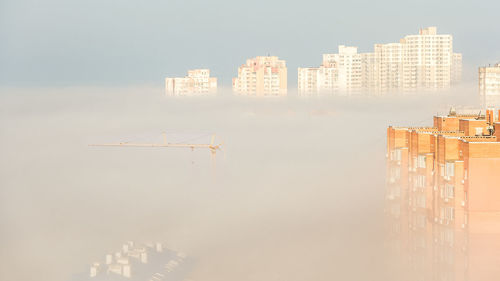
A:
[[0, 86, 482, 281]]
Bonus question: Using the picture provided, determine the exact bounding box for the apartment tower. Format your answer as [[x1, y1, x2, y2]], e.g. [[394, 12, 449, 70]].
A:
[[401, 27, 457, 91], [298, 27, 462, 95], [233, 56, 287, 96], [165, 69, 217, 96], [298, 46, 361, 95], [386, 109, 500, 281], [479, 63, 500, 107]]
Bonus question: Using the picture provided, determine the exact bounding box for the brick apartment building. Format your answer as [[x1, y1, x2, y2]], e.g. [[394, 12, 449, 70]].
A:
[[386, 108, 500, 281]]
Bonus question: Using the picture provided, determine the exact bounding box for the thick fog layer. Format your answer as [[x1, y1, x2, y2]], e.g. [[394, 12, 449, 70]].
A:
[[0, 86, 481, 281]]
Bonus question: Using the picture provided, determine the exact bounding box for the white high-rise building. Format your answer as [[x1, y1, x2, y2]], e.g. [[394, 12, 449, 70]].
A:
[[336, 46, 362, 93], [298, 27, 462, 95], [165, 69, 217, 96], [298, 46, 360, 95], [297, 55, 339, 95], [374, 42, 404, 93], [479, 63, 500, 107], [233, 56, 287, 96], [452, 53, 463, 84], [297, 67, 320, 94], [361, 51, 380, 93], [401, 27, 457, 91]]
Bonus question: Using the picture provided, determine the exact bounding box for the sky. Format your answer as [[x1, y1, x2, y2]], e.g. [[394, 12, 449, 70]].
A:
[[1, 0, 500, 87]]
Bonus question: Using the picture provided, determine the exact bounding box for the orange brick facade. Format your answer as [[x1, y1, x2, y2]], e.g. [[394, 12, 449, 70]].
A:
[[386, 108, 500, 281]]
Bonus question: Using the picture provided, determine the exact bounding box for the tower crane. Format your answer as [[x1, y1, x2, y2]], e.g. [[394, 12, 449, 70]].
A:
[[89, 133, 224, 159]]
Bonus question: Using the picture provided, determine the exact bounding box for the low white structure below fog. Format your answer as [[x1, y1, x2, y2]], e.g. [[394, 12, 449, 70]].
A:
[[72, 241, 191, 281]]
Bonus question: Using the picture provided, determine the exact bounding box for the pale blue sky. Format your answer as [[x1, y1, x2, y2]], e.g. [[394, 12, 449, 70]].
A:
[[1, 0, 499, 87]]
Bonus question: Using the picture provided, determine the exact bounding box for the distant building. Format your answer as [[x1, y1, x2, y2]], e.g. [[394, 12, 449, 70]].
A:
[[452, 53, 463, 84], [479, 63, 500, 106], [336, 46, 362, 93], [371, 42, 404, 93], [298, 27, 462, 95], [71, 241, 192, 281], [361, 51, 381, 92], [165, 69, 217, 96], [297, 67, 321, 94], [232, 56, 287, 96], [298, 46, 361, 95], [400, 27, 460, 91]]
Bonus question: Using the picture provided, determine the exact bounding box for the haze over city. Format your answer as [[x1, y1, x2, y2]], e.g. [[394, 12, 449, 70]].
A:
[[1, 1, 500, 281], [1, 88, 465, 281]]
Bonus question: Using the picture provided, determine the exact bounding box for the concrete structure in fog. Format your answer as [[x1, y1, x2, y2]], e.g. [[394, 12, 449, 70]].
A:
[[73, 241, 191, 281], [297, 67, 321, 94], [386, 108, 500, 281], [298, 46, 361, 95], [479, 63, 500, 107], [371, 43, 404, 92], [165, 69, 217, 96], [233, 56, 287, 96], [298, 27, 462, 95], [335, 46, 362, 92], [400, 27, 459, 91], [479, 63, 500, 96], [452, 53, 463, 84]]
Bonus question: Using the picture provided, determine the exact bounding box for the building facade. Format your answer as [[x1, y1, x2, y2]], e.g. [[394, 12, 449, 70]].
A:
[[298, 27, 462, 95], [297, 67, 320, 94], [336, 46, 362, 93], [165, 69, 217, 96], [479, 63, 500, 107], [452, 53, 463, 84], [298, 46, 361, 95], [374, 42, 404, 93], [386, 108, 500, 281], [233, 56, 287, 96]]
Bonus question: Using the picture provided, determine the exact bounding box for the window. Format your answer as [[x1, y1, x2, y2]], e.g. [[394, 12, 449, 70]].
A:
[[445, 162, 455, 177], [446, 207, 454, 220], [418, 155, 426, 168], [445, 184, 454, 199], [475, 127, 484, 136], [391, 149, 402, 161], [441, 206, 455, 221], [391, 167, 401, 180], [416, 175, 426, 188]]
